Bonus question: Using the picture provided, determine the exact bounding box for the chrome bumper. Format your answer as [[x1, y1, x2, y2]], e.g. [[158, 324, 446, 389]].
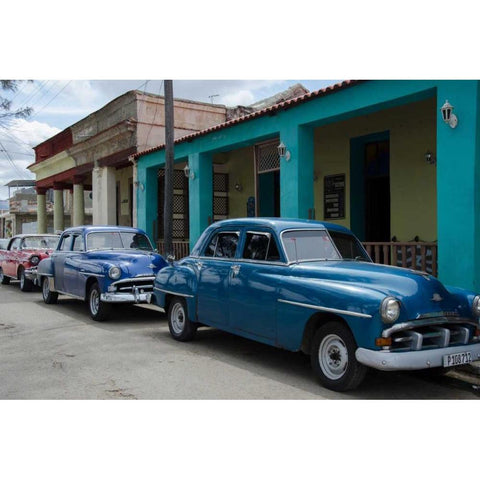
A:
[[356, 343, 480, 371], [100, 290, 152, 304]]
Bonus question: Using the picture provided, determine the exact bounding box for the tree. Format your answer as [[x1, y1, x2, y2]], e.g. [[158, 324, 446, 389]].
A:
[[0, 80, 33, 124]]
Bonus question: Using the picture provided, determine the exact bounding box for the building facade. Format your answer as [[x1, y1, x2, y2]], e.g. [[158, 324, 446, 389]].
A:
[[134, 80, 480, 292], [28, 90, 229, 233]]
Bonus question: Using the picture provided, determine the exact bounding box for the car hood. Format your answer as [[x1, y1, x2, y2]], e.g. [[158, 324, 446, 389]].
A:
[[290, 261, 470, 318], [85, 250, 167, 273]]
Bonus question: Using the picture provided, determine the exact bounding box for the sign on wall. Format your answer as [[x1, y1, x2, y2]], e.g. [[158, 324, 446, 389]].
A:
[[324, 174, 345, 219]]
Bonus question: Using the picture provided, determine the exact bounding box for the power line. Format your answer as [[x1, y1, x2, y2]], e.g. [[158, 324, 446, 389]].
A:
[[0, 140, 29, 179]]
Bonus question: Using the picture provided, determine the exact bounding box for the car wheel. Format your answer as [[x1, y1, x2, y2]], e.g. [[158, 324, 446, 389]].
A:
[[42, 276, 58, 304], [311, 321, 367, 392], [88, 282, 111, 321], [168, 297, 196, 341], [0, 267, 10, 285], [19, 267, 33, 292]]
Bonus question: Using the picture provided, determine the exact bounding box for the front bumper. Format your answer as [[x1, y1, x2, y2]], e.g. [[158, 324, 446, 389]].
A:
[[101, 290, 152, 304], [356, 343, 480, 371]]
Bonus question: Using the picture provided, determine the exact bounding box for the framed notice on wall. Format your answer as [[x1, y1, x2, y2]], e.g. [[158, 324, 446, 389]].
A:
[[324, 174, 345, 219]]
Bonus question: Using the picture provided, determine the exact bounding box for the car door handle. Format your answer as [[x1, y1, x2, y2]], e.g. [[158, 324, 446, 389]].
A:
[[231, 265, 240, 277]]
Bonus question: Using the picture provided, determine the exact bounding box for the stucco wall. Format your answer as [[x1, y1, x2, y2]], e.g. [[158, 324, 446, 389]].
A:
[[115, 167, 133, 226], [213, 146, 256, 219], [313, 98, 437, 242]]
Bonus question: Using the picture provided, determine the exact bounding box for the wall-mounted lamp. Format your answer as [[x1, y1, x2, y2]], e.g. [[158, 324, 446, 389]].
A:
[[277, 141, 291, 161], [440, 100, 458, 129], [134, 181, 144, 191], [234, 182, 243, 192], [183, 164, 195, 180], [425, 150, 436, 165]]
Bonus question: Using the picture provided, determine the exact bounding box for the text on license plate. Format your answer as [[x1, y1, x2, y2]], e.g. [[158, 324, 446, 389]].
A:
[[443, 351, 472, 367]]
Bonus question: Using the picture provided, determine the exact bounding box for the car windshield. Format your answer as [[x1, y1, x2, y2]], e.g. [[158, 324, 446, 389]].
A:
[[86, 232, 153, 251], [281, 229, 371, 262], [328, 231, 371, 262], [23, 236, 59, 249]]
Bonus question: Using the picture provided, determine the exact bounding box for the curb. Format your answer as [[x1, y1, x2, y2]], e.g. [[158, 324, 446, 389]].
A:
[[448, 360, 480, 386]]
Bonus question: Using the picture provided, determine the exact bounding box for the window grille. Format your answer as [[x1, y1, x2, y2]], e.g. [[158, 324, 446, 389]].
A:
[[257, 141, 280, 173]]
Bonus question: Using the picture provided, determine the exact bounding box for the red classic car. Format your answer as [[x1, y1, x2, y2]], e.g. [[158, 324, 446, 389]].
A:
[[0, 234, 60, 291]]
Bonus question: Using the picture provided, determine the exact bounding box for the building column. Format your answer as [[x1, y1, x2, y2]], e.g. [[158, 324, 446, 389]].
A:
[[92, 165, 116, 225], [72, 176, 85, 226], [279, 125, 315, 219], [53, 183, 65, 232], [36, 187, 47, 234], [436, 80, 480, 291], [188, 152, 213, 249]]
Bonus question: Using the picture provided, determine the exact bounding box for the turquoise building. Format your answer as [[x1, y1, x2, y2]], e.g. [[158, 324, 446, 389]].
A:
[[134, 80, 480, 291]]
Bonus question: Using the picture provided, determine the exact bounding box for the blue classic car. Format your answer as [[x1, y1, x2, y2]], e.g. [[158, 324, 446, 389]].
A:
[[37, 226, 167, 321], [153, 218, 480, 391]]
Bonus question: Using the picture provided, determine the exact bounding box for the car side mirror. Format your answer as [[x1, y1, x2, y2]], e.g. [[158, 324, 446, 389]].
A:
[[167, 254, 175, 265]]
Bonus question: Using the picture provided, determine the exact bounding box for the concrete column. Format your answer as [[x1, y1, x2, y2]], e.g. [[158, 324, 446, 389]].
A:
[[53, 184, 65, 232], [279, 125, 315, 219], [436, 80, 480, 290], [92, 165, 116, 225], [72, 182, 85, 226], [36, 187, 47, 234], [188, 152, 213, 249]]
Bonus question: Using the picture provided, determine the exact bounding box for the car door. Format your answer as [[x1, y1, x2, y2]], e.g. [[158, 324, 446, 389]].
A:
[[63, 232, 86, 297], [5, 238, 21, 277], [51, 233, 73, 292], [196, 230, 240, 327], [229, 230, 285, 340]]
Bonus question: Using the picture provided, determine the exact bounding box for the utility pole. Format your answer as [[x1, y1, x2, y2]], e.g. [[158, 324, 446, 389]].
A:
[[164, 80, 174, 258]]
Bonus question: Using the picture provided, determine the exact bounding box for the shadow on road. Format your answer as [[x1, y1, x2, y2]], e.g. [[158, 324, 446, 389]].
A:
[[148, 326, 479, 399]]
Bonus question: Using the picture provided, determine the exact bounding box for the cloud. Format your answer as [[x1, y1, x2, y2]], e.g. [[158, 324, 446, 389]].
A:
[[221, 89, 255, 107], [0, 118, 60, 199]]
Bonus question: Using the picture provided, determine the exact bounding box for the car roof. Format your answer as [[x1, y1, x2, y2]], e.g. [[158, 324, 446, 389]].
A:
[[10, 234, 59, 238], [206, 218, 352, 235], [61, 225, 147, 234]]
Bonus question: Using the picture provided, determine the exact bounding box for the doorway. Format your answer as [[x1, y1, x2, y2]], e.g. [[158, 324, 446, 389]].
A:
[[350, 131, 390, 242], [255, 140, 280, 217], [364, 140, 390, 242]]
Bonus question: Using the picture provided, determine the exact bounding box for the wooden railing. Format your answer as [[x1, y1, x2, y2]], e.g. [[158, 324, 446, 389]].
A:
[[363, 242, 438, 276], [156, 240, 438, 277], [157, 241, 191, 260]]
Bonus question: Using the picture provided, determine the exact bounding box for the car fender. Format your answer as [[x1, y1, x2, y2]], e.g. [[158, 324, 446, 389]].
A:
[[275, 275, 387, 351], [37, 257, 55, 289], [153, 261, 199, 320]]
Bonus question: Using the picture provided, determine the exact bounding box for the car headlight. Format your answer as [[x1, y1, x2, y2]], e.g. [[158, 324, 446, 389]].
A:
[[380, 297, 401, 323], [108, 266, 122, 280], [472, 296, 480, 317], [30, 255, 40, 266]]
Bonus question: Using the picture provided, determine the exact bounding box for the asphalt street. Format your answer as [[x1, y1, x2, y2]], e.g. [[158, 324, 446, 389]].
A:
[[1, 281, 480, 399]]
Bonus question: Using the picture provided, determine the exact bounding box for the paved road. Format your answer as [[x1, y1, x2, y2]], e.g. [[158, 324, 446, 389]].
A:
[[1, 281, 479, 399]]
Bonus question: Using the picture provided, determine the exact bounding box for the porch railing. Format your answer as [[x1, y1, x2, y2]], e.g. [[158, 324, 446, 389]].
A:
[[157, 241, 191, 260], [363, 242, 438, 277], [156, 240, 438, 277]]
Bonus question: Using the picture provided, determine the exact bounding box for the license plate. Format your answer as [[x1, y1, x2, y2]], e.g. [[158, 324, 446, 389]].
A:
[[443, 351, 472, 367]]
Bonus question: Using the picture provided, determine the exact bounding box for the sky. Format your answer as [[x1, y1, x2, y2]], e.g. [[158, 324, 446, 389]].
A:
[[0, 79, 338, 199]]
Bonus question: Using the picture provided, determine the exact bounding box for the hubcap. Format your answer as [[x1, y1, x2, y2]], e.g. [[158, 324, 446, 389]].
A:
[[42, 278, 49, 299], [170, 303, 185, 335], [318, 334, 349, 380], [90, 288, 99, 315], [20, 272, 24, 288]]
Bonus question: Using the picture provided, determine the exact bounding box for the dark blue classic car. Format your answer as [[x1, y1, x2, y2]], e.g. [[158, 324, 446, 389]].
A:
[[37, 226, 167, 321], [153, 218, 480, 391]]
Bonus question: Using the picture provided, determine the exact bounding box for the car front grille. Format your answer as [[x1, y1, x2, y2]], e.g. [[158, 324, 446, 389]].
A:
[[383, 318, 480, 352], [111, 277, 155, 293]]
